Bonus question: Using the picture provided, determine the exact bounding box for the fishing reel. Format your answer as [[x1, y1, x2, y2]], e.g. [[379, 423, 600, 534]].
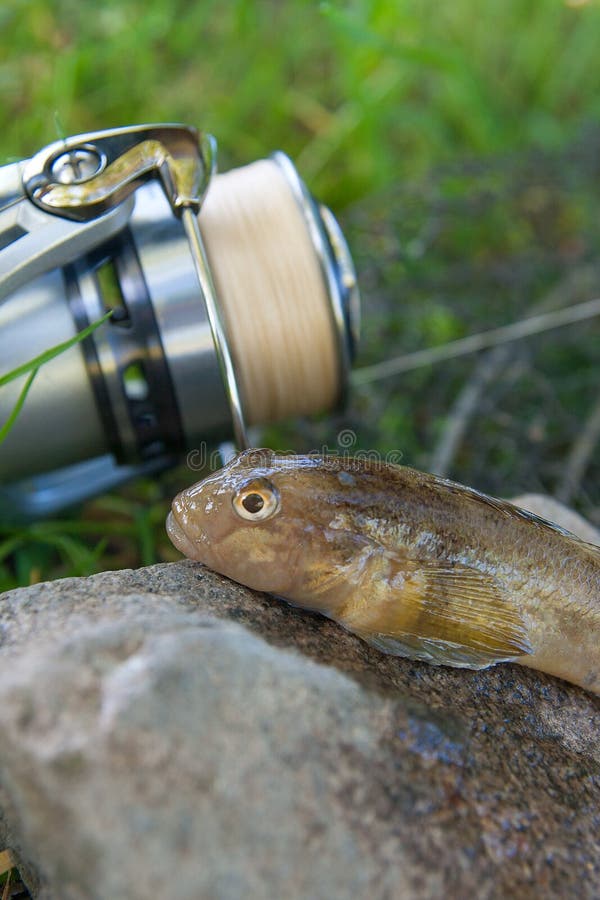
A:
[[0, 124, 360, 519]]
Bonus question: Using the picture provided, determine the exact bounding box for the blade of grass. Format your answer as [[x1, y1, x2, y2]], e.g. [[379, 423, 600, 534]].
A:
[[0, 310, 112, 388], [34, 532, 105, 575], [135, 508, 157, 567], [0, 367, 37, 444], [1, 868, 12, 900], [0, 537, 24, 563], [0, 520, 137, 540]]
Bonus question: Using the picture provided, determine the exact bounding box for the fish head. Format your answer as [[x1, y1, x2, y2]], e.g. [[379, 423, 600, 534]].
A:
[[166, 449, 369, 603]]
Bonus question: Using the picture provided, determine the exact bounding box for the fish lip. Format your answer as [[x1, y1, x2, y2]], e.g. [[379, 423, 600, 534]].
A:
[[166, 510, 202, 560]]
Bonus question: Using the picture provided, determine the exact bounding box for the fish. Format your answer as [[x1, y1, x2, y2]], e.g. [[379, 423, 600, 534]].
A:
[[167, 449, 600, 695]]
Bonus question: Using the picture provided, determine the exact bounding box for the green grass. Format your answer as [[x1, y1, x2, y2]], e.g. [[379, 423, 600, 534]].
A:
[[1, 0, 600, 590], [2, 1, 600, 204], [0, 310, 113, 444]]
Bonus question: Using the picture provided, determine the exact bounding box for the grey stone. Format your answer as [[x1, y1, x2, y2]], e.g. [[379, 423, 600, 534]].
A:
[[511, 493, 600, 545], [0, 495, 598, 899]]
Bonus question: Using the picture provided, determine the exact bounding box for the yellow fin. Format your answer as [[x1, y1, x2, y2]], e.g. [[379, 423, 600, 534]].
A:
[[350, 559, 532, 670]]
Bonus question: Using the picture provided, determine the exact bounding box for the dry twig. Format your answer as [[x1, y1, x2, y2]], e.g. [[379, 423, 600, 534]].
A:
[[427, 266, 600, 479], [557, 392, 600, 505]]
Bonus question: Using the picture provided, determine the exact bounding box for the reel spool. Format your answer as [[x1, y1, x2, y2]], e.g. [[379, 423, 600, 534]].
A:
[[201, 155, 356, 426], [0, 125, 359, 516]]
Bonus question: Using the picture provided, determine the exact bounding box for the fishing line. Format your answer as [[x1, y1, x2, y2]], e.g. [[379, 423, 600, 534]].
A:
[[351, 296, 600, 385], [199, 159, 340, 425]]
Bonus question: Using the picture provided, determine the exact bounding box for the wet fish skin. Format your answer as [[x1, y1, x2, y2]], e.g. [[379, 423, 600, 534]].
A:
[[167, 449, 600, 694]]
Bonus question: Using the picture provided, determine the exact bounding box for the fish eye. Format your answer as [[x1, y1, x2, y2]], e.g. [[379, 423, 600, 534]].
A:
[[242, 493, 264, 514], [232, 478, 280, 522]]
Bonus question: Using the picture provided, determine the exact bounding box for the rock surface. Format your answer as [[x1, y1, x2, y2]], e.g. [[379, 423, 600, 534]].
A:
[[511, 493, 600, 546], [0, 498, 598, 899]]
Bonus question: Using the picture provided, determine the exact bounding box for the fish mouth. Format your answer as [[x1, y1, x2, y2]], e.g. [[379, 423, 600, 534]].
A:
[[166, 510, 202, 560]]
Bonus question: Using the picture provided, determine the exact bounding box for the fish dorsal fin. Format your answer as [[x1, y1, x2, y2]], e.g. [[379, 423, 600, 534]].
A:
[[343, 555, 533, 670]]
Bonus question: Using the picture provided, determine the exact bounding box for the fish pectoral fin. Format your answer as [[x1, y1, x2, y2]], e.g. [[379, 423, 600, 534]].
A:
[[348, 559, 533, 670]]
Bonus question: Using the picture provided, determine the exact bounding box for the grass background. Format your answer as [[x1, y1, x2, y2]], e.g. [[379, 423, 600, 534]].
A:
[[3, 1, 600, 203], [1, 0, 600, 590]]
